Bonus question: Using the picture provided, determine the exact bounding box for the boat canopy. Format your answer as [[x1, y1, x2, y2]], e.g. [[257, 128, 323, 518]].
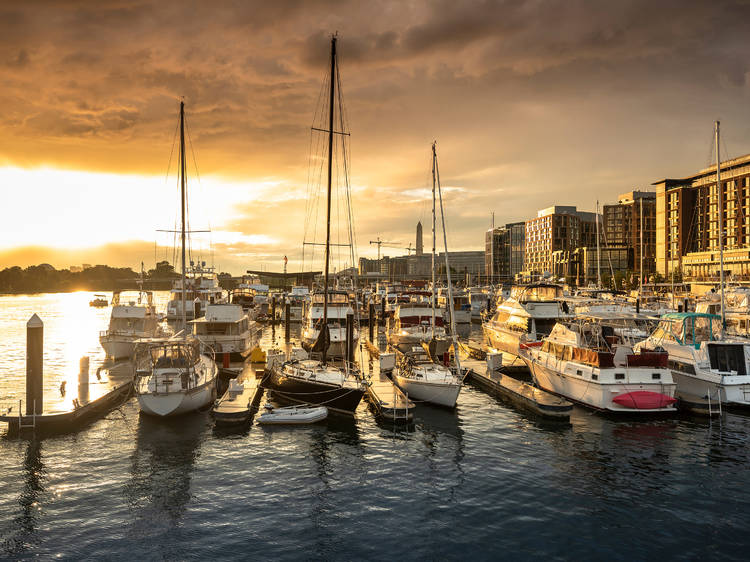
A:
[[651, 312, 721, 348]]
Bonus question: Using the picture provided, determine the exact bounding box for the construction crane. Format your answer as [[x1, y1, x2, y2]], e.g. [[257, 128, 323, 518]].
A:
[[369, 237, 405, 262]]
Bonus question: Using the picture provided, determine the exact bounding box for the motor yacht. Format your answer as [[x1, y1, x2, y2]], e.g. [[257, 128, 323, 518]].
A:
[[523, 320, 677, 413], [100, 290, 163, 360]]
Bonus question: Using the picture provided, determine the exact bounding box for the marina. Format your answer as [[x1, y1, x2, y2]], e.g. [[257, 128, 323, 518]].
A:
[[2, 3, 750, 559]]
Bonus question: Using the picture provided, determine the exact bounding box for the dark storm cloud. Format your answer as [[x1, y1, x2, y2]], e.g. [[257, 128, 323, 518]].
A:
[[2, 0, 750, 270]]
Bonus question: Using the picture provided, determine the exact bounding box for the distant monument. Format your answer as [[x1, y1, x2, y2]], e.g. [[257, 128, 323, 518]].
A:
[[416, 221, 423, 256]]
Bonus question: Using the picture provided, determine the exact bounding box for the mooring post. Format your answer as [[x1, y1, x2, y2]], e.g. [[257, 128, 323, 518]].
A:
[[346, 311, 355, 364], [368, 301, 374, 342], [271, 296, 277, 324], [79, 356, 90, 402], [26, 314, 43, 415], [635, 298, 640, 314], [381, 296, 386, 322], [285, 300, 291, 342], [193, 297, 201, 320]]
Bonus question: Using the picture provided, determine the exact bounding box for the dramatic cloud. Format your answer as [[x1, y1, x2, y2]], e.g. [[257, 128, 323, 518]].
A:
[[1, 1, 750, 273]]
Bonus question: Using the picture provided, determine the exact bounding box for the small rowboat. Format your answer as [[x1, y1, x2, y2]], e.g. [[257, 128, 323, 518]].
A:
[[257, 403, 328, 425]]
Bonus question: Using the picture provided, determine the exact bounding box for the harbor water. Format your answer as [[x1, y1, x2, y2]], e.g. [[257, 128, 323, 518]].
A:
[[1, 292, 749, 560]]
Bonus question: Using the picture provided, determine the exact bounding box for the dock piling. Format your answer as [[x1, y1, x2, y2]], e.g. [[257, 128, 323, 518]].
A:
[[79, 356, 90, 402], [285, 300, 291, 342], [368, 302, 374, 342], [26, 314, 43, 416], [271, 296, 277, 324], [346, 312, 354, 364]]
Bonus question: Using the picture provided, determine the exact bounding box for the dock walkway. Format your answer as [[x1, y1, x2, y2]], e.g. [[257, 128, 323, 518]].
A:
[[0, 362, 133, 437], [213, 364, 265, 425], [365, 372, 415, 422], [462, 357, 572, 420]]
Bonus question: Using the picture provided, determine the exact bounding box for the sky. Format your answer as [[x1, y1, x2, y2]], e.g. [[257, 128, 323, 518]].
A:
[[2, 0, 750, 274]]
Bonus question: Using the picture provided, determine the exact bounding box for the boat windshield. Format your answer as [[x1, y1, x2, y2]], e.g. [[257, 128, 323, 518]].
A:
[[513, 285, 561, 302], [140, 342, 199, 370], [652, 315, 721, 346]]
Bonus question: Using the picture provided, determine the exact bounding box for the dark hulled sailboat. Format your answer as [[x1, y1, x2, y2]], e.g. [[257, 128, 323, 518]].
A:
[[265, 35, 367, 415]]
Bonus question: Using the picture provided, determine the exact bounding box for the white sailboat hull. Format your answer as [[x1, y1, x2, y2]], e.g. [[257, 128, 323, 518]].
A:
[[137, 381, 216, 417], [392, 373, 461, 408]]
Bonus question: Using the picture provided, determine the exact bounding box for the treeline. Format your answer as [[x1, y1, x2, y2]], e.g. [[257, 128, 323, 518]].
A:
[[0, 261, 181, 294]]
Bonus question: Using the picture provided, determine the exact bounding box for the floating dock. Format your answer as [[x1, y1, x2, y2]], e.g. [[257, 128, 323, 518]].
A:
[[0, 362, 133, 437], [212, 365, 265, 425], [365, 372, 415, 422], [463, 357, 572, 420]]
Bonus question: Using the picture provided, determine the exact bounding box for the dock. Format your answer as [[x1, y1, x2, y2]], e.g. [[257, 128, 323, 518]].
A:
[[462, 357, 572, 420], [212, 364, 265, 425], [0, 361, 133, 437], [365, 371, 415, 422]]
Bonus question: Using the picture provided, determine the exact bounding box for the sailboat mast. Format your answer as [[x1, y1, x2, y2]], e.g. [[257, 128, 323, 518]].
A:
[[639, 197, 644, 296], [322, 35, 336, 363], [596, 200, 602, 288], [434, 142, 462, 376], [179, 101, 187, 334], [716, 120, 726, 329], [431, 144, 437, 339]]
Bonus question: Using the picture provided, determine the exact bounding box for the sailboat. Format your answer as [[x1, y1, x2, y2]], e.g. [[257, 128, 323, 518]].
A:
[[265, 35, 367, 415], [133, 101, 218, 417], [392, 143, 463, 408]]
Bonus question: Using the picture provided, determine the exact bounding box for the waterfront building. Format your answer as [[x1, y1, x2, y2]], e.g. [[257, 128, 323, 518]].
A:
[[552, 247, 631, 286], [523, 206, 599, 277], [485, 222, 525, 283], [654, 153, 750, 280], [603, 191, 656, 276]]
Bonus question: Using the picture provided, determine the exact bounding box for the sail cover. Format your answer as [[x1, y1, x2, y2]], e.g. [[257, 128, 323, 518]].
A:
[[311, 324, 330, 356]]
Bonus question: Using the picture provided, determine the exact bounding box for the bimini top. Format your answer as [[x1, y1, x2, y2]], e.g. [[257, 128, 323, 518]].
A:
[[652, 312, 722, 347]]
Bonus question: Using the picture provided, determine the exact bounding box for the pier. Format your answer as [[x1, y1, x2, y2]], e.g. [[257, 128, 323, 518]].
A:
[[462, 355, 572, 420], [212, 363, 266, 425], [365, 370, 415, 422]]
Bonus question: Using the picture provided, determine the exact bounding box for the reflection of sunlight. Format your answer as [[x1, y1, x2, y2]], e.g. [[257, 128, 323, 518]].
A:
[[58, 292, 104, 410]]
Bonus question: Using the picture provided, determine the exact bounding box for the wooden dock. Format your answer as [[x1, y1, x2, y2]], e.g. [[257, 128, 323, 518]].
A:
[[0, 362, 133, 437], [462, 358, 572, 420], [212, 364, 265, 425], [365, 372, 415, 422]]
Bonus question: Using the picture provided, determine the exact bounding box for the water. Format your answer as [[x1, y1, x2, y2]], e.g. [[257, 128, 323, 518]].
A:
[[1, 292, 749, 560]]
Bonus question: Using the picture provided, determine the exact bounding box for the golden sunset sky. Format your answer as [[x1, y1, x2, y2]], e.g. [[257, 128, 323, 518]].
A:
[[2, 0, 750, 274]]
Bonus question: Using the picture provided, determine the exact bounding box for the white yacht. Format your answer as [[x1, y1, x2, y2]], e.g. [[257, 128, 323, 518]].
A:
[[483, 282, 568, 363], [523, 321, 677, 413], [134, 338, 218, 417], [388, 300, 447, 346], [190, 303, 260, 362], [166, 262, 225, 321], [287, 286, 310, 322], [301, 290, 358, 359], [100, 290, 163, 360], [635, 312, 750, 409], [438, 290, 471, 325], [469, 289, 490, 322]]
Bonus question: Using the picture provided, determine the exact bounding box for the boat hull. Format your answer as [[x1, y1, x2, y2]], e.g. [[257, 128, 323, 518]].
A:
[[392, 373, 461, 408], [100, 337, 136, 360], [524, 357, 676, 413], [265, 367, 364, 415], [137, 379, 216, 417]]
